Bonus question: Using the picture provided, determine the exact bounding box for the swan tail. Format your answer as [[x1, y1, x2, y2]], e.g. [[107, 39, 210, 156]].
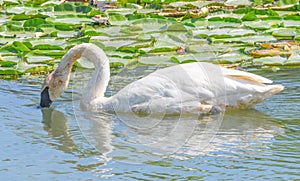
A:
[[267, 84, 284, 95]]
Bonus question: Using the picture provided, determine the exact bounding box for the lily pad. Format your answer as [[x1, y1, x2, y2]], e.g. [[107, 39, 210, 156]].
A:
[[194, 28, 256, 39], [0, 56, 20, 66], [244, 20, 282, 31], [32, 44, 64, 50], [253, 56, 286, 65], [216, 51, 252, 64], [23, 18, 47, 27], [0, 67, 22, 76], [25, 53, 54, 64], [272, 28, 296, 40], [31, 49, 65, 57], [46, 15, 93, 25], [241, 11, 258, 21], [19, 64, 54, 74], [285, 54, 300, 65], [108, 14, 128, 26], [132, 18, 170, 33], [138, 55, 175, 66], [213, 35, 277, 44], [187, 44, 230, 54]]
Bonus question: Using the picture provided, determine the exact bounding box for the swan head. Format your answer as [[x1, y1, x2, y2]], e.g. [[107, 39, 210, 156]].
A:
[[40, 71, 70, 107]]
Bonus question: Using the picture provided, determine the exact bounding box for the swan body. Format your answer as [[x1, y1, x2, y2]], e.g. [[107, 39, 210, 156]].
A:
[[40, 43, 284, 114]]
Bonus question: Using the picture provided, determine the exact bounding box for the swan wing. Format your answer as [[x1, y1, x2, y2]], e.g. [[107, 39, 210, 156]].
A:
[[221, 67, 273, 84]]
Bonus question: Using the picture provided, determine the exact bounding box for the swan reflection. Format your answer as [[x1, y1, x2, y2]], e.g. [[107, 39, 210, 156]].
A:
[[42, 108, 75, 154], [42, 108, 284, 163]]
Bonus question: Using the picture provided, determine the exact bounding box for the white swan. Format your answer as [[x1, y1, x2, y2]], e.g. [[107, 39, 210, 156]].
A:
[[40, 43, 284, 114]]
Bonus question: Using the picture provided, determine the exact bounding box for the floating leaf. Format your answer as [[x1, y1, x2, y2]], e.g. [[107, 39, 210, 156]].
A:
[[241, 11, 257, 21], [286, 54, 300, 65], [138, 55, 175, 65], [225, 0, 251, 6], [13, 41, 31, 52], [167, 23, 187, 32], [132, 18, 170, 33], [253, 56, 286, 65], [244, 20, 282, 31], [109, 14, 128, 26], [23, 18, 47, 27], [25, 53, 54, 64], [194, 28, 256, 39], [33, 44, 63, 50], [272, 28, 296, 40], [54, 3, 75, 12], [31, 50, 65, 57], [213, 35, 277, 44], [22, 64, 54, 74], [0, 67, 22, 76], [217, 51, 252, 64], [46, 15, 93, 25]]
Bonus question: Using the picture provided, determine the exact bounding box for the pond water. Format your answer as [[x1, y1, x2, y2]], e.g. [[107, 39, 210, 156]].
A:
[[0, 66, 299, 180]]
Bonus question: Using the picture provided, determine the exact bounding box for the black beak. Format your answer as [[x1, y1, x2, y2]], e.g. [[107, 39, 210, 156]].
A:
[[40, 87, 53, 108]]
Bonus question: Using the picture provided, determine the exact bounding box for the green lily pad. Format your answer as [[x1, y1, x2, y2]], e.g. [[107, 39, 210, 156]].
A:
[[225, 0, 251, 6], [213, 34, 277, 44], [138, 55, 175, 66], [253, 56, 286, 65], [107, 8, 136, 16], [46, 15, 93, 25], [242, 11, 258, 21], [32, 44, 63, 50], [53, 3, 76, 12], [29, 38, 66, 48], [216, 51, 251, 64], [0, 55, 20, 67], [109, 14, 128, 26], [56, 31, 78, 38], [31, 49, 65, 57], [172, 52, 220, 63], [100, 39, 136, 50], [20, 64, 54, 74], [132, 18, 170, 33], [146, 34, 182, 53], [244, 20, 282, 31], [167, 23, 188, 32], [23, 18, 47, 27], [0, 67, 22, 76], [283, 20, 300, 28], [0, 60, 17, 67], [194, 28, 256, 39], [187, 44, 230, 53], [272, 28, 296, 40], [207, 21, 241, 29], [25, 52, 54, 64], [285, 54, 300, 65]]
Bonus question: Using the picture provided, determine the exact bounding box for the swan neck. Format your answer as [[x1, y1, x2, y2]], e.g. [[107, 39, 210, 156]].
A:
[[55, 44, 110, 106]]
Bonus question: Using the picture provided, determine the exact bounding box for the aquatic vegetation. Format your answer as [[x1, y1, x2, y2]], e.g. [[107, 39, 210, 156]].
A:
[[0, 0, 300, 78]]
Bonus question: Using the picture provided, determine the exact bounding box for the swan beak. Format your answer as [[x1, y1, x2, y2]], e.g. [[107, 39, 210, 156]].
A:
[[40, 87, 53, 108]]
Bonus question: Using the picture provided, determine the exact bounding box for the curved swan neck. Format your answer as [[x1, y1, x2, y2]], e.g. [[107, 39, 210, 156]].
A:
[[55, 43, 110, 106]]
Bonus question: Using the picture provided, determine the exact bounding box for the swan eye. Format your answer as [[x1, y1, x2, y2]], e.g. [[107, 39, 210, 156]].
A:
[[40, 86, 52, 108]]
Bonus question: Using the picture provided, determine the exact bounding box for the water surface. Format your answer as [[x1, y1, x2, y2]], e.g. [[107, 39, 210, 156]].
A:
[[0, 66, 299, 180]]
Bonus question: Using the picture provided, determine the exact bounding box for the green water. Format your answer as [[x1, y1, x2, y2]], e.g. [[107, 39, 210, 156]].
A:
[[0, 66, 299, 180]]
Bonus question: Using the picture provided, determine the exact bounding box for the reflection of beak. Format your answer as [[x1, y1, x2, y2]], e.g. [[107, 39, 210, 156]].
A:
[[40, 87, 52, 107]]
